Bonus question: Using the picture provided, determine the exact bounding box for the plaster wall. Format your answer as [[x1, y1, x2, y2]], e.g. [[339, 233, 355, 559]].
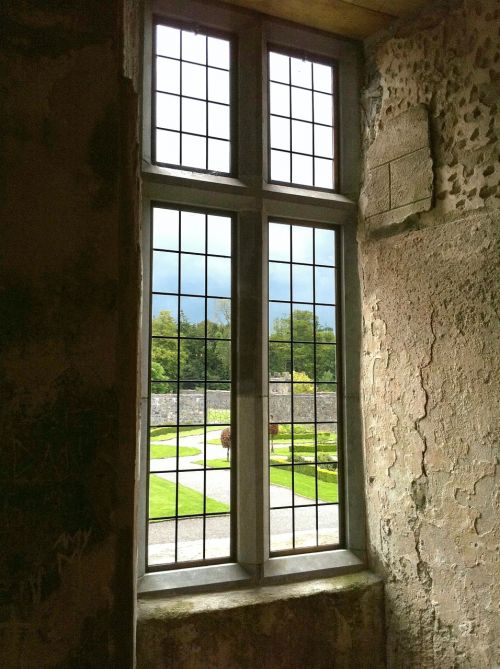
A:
[[360, 0, 500, 666], [0, 1, 140, 667]]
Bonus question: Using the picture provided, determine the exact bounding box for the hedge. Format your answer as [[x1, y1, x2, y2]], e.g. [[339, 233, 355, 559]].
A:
[[270, 458, 338, 485]]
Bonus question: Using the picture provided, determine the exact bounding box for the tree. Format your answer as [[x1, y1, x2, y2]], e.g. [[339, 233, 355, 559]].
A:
[[292, 371, 314, 393]]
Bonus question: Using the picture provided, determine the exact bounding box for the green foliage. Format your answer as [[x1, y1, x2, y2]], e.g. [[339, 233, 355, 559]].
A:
[[269, 458, 339, 487], [269, 309, 336, 380], [292, 371, 313, 393], [149, 475, 229, 518], [207, 409, 230, 423], [151, 308, 231, 387]]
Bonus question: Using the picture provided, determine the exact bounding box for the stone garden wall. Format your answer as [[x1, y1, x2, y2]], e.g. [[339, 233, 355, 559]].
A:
[[151, 390, 337, 426]]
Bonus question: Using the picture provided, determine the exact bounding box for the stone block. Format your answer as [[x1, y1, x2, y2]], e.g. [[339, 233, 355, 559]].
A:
[[390, 147, 433, 208], [137, 572, 385, 669], [366, 104, 429, 168], [367, 197, 432, 231], [361, 163, 390, 217]]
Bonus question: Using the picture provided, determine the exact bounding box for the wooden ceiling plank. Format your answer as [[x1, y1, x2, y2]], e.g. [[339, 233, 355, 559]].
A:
[[341, 0, 429, 18], [221, 0, 394, 39]]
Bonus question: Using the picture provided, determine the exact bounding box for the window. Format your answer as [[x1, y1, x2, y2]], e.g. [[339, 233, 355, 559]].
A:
[[139, 0, 364, 593]]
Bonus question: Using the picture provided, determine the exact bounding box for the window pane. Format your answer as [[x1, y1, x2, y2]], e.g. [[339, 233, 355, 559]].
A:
[[180, 296, 205, 335], [270, 82, 290, 116], [269, 222, 290, 262], [269, 220, 339, 555], [270, 115, 290, 151], [156, 129, 180, 164], [153, 251, 178, 293], [268, 49, 335, 190], [156, 58, 180, 94], [315, 228, 335, 266], [270, 150, 290, 183], [208, 68, 229, 104], [292, 264, 313, 302], [292, 153, 313, 186], [208, 138, 230, 172], [313, 62, 333, 93], [208, 103, 230, 139], [152, 295, 178, 335], [291, 57, 312, 88], [314, 125, 333, 158], [182, 30, 206, 64], [269, 342, 291, 377], [291, 87, 312, 121], [208, 36, 230, 69], [156, 25, 180, 58], [156, 92, 180, 130], [291, 120, 313, 154], [207, 257, 231, 297], [269, 52, 290, 83], [181, 211, 205, 253], [154, 23, 232, 174], [315, 266, 335, 304], [153, 207, 178, 250], [292, 226, 313, 263], [269, 262, 290, 301], [181, 254, 205, 294], [182, 97, 206, 135], [182, 134, 206, 169], [182, 61, 206, 98], [207, 298, 231, 338], [313, 92, 332, 125], [316, 305, 336, 342], [292, 304, 314, 341], [207, 215, 231, 256], [314, 158, 333, 189], [269, 302, 291, 340], [148, 205, 233, 569]]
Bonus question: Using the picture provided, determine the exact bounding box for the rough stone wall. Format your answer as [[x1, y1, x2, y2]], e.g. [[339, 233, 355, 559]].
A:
[[360, 1, 500, 667], [0, 2, 140, 667]]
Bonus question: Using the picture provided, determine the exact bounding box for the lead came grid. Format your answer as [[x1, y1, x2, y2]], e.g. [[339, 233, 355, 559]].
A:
[[147, 205, 232, 568], [154, 23, 232, 173], [269, 50, 336, 189], [268, 221, 340, 554]]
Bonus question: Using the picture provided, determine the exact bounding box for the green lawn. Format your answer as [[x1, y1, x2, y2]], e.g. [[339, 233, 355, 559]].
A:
[[270, 467, 338, 503], [200, 459, 338, 503], [150, 445, 201, 459], [192, 458, 230, 468], [149, 475, 229, 518]]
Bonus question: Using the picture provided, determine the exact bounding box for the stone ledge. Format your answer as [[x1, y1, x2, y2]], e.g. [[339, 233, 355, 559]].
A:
[[137, 571, 385, 669]]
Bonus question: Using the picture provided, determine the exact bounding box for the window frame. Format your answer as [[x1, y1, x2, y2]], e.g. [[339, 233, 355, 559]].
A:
[[138, 0, 365, 595]]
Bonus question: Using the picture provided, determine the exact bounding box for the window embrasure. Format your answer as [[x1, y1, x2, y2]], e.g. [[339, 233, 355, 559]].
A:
[[139, 0, 364, 592]]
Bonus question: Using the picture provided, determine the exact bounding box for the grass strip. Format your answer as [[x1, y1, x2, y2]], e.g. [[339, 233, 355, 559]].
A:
[[270, 467, 338, 503], [149, 475, 229, 518], [150, 445, 201, 459]]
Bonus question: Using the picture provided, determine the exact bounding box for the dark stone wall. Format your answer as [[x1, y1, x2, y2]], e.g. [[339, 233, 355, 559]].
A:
[[0, 2, 140, 667]]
